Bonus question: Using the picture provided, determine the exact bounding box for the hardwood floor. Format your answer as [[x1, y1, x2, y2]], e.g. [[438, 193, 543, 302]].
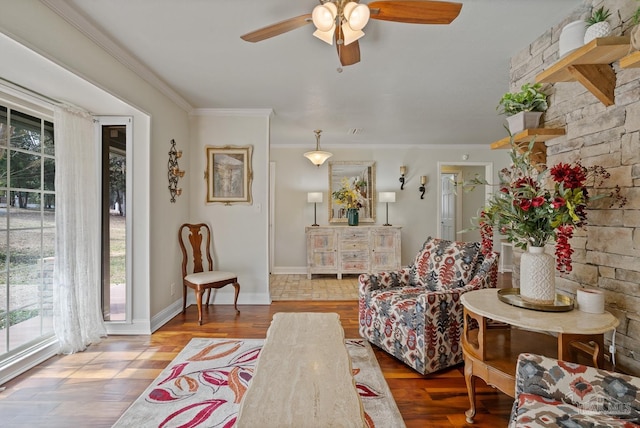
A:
[[0, 277, 514, 428]]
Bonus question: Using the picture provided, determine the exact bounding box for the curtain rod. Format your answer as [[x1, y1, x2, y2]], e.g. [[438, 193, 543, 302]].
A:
[[0, 77, 93, 116]]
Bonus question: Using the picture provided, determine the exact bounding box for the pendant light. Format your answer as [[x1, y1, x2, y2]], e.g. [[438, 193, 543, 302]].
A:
[[304, 129, 333, 167]]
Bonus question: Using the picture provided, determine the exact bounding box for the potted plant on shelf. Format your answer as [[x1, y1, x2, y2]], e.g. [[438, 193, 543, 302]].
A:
[[584, 6, 612, 44], [496, 83, 548, 134]]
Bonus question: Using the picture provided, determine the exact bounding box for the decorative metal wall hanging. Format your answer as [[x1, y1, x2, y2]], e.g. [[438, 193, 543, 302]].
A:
[[168, 139, 185, 203]]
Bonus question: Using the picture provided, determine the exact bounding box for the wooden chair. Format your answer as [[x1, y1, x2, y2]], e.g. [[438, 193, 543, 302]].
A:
[[178, 223, 240, 325]]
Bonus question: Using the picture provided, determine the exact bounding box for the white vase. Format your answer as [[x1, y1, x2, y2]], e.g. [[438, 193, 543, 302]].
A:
[[506, 111, 543, 134], [559, 20, 586, 57], [520, 246, 556, 305], [584, 22, 611, 44]]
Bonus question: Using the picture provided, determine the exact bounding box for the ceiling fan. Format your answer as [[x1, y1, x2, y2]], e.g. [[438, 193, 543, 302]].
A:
[[240, 0, 462, 67]]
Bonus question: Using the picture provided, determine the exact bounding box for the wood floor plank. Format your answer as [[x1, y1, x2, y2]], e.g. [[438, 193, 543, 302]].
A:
[[0, 277, 514, 427]]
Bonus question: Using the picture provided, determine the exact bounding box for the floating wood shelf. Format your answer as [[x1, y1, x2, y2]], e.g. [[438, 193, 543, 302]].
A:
[[536, 36, 630, 106], [620, 50, 640, 69], [490, 128, 566, 169], [490, 128, 566, 150]]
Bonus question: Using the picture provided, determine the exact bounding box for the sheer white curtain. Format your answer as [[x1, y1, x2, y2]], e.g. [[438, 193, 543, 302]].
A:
[[53, 106, 106, 354]]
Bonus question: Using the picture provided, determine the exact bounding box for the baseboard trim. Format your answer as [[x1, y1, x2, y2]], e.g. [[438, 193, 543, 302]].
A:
[[271, 266, 307, 275]]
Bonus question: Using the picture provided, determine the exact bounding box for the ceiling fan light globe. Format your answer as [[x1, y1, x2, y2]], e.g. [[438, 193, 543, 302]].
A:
[[341, 24, 364, 46], [313, 28, 335, 45], [312, 3, 337, 31], [344, 3, 370, 31]]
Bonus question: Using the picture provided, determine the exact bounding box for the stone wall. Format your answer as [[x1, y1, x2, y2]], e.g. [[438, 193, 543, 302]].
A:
[[508, 0, 640, 375]]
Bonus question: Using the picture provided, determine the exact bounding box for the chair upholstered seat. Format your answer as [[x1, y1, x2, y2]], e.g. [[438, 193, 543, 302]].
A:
[[358, 237, 498, 375], [185, 271, 237, 285]]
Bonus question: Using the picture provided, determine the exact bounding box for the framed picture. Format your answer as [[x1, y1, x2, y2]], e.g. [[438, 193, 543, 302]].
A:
[[205, 145, 253, 205]]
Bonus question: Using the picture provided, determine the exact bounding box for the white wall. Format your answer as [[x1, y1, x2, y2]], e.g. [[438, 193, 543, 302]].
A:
[[271, 146, 511, 271], [0, 0, 190, 332], [189, 111, 271, 304]]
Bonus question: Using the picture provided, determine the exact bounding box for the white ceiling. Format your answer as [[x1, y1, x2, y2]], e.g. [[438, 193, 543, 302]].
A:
[[49, 0, 583, 148]]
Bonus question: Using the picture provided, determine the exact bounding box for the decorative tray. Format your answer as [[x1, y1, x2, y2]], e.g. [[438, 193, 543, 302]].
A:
[[497, 288, 574, 312]]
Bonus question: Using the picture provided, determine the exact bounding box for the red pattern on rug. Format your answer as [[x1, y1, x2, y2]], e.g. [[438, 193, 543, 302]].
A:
[[113, 338, 405, 428]]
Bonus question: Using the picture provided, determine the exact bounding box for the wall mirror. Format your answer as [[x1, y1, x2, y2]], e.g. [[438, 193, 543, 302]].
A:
[[329, 161, 376, 223]]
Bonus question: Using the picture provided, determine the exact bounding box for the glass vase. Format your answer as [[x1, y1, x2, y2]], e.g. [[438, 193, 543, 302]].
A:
[[347, 208, 359, 226]]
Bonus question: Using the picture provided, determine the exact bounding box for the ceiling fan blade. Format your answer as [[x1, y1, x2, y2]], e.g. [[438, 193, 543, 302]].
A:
[[241, 14, 312, 42], [368, 1, 462, 24], [338, 41, 361, 66], [335, 26, 361, 66]]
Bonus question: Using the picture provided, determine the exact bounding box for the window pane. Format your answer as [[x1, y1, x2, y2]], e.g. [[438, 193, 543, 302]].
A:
[[10, 111, 41, 153], [43, 158, 54, 191], [8, 230, 42, 269], [43, 121, 54, 156], [0, 190, 7, 231], [0, 148, 7, 189], [10, 150, 41, 190], [0, 270, 6, 354], [0, 106, 7, 148], [9, 191, 42, 229], [8, 267, 44, 351]]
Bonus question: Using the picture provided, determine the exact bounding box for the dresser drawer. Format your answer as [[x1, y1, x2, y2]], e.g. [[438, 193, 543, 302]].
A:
[[340, 229, 369, 241], [341, 260, 369, 272], [341, 250, 368, 262], [340, 240, 368, 251]]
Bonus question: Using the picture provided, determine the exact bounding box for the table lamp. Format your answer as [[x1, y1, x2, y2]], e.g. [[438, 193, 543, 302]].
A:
[[379, 192, 396, 226], [307, 192, 323, 226]]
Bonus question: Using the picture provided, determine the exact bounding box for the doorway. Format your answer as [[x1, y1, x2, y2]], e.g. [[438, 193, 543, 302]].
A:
[[437, 162, 492, 242], [98, 117, 132, 322], [440, 171, 461, 240]]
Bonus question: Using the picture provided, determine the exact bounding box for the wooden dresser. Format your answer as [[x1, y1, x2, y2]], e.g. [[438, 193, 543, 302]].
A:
[[305, 226, 401, 279]]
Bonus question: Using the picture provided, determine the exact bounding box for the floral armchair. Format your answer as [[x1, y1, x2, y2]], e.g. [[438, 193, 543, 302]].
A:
[[358, 237, 498, 375], [510, 353, 640, 427]]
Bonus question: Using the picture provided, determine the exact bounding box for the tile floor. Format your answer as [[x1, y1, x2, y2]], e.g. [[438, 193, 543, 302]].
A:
[[269, 274, 360, 300]]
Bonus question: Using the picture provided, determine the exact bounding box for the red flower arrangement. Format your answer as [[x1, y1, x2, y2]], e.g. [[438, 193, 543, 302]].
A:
[[474, 140, 626, 273]]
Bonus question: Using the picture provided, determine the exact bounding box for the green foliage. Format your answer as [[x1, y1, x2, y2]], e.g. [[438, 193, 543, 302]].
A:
[[634, 1, 640, 25], [496, 83, 548, 116], [585, 7, 611, 27], [332, 177, 362, 209], [0, 309, 40, 330]]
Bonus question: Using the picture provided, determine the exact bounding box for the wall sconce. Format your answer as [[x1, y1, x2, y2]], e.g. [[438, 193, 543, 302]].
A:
[[419, 176, 427, 199], [379, 192, 396, 226], [307, 192, 323, 226], [168, 139, 185, 203], [399, 166, 407, 190]]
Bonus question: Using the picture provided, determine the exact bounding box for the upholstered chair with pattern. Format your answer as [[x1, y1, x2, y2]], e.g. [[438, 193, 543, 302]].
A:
[[358, 237, 498, 375], [510, 353, 640, 427]]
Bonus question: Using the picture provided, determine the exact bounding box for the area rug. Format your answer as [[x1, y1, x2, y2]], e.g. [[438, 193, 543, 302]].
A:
[[112, 338, 405, 428]]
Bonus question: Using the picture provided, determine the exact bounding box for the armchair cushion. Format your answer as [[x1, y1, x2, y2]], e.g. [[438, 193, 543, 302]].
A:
[[409, 238, 481, 290], [510, 353, 640, 427]]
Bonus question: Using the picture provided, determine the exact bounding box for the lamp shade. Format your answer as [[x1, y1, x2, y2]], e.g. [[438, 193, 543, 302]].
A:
[[341, 25, 364, 46], [344, 2, 370, 31], [379, 192, 396, 203], [312, 3, 337, 31], [307, 192, 323, 203], [304, 150, 333, 166]]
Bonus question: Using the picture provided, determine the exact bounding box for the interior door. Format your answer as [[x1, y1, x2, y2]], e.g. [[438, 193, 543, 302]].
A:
[[441, 173, 457, 240]]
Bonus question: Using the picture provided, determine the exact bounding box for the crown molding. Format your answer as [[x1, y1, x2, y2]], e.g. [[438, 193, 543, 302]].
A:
[[191, 108, 273, 117], [41, 0, 193, 113], [271, 143, 495, 150]]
